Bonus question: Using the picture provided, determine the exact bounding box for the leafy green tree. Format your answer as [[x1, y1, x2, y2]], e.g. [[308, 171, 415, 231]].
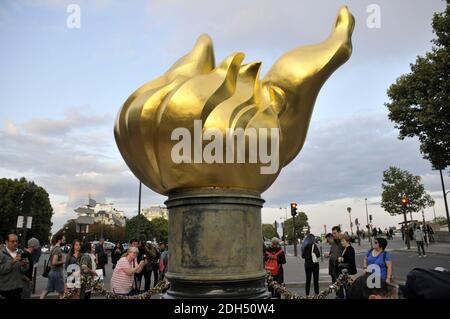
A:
[[381, 167, 433, 216], [434, 216, 448, 226], [53, 219, 78, 244], [262, 224, 278, 239], [283, 212, 309, 244], [54, 220, 125, 244], [125, 215, 154, 241], [149, 217, 168, 243], [0, 177, 53, 245], [385, 2, 450, 170]]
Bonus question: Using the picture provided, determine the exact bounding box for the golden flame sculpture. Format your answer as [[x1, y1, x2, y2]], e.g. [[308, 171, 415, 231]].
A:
[[115, 6, 354, 195]]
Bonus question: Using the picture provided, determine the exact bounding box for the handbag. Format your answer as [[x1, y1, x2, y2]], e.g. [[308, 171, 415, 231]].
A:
[[337, 247, 350, 270]]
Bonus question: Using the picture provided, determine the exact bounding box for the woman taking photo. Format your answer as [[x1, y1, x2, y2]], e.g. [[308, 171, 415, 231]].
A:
[[110, 246, 146, 296]]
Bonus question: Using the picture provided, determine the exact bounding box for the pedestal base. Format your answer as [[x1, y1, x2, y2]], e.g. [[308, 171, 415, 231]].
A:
[[163, 188, 270, 299]]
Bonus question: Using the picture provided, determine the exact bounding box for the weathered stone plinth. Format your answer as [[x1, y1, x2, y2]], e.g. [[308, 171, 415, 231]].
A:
[[163, 188, 269, 299]]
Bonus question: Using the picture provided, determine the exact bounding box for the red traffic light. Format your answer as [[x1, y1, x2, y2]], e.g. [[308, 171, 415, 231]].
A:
[[290, 203, 298, 216], [401, 196, 408, 205]]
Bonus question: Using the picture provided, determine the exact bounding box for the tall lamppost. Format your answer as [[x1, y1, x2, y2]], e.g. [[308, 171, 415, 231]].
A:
[[431, 199, 436, 223], [137, 181, 142, 239], [347, 207, 353, 235], [291, 203, 298, 257], [401, 195, 411, 250], [365, 198, 373, 248], [440, 170, 450, 236]]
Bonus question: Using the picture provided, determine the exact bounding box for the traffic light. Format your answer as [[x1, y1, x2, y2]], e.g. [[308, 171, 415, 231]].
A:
[[290, 203, 298, 217], [401, 196, 408, 210], [369, 214, 372, 222]]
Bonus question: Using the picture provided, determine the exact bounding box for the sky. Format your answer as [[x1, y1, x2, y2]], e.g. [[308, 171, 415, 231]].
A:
[[0, 0, 448, 236]]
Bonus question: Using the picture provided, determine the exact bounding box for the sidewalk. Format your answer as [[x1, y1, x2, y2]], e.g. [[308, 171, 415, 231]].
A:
[[391, 242, 450, 256]]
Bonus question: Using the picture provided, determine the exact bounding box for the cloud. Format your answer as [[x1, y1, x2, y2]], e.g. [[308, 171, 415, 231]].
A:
[[0, 107, 167, 232], [22, 107, 111, 136], [146, 0, 445, 68], [262, 113, 441, 205]]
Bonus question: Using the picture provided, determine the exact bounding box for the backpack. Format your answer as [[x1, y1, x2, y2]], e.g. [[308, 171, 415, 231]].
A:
[[265, 249, 283, 276]]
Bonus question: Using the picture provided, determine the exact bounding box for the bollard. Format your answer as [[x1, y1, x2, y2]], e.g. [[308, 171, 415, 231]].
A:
[[32, 264, 37, 294]]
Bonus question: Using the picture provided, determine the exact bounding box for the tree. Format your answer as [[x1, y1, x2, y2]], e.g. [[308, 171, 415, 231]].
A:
[[54, 220, 126, 244], [149, 217, 168, 243], [434, 216, 448, 226], [385, 2, 450, 233], [0, 177, 53, 245], [125, 215, 154, 241], [283, 212, 309, 244], [385, 1, 450, 171], [381, 167, 433, 216], [262, 224, 278, 239]]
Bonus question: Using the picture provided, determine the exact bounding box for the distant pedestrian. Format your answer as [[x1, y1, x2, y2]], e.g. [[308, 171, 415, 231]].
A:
[[40, 234, 66, 299], [426, 224, 435, 243], [389, 228, 394, 240], [0, 234, 30, 299], [414, 226, 426, 258], [363, 237, 393, 283], [264, 237, 286, 299], [408, 227, 414, 240], [301, 233, 320, 296], [110, 247, 146, 296], [111, 243, 124, 269], [95, 238, 108, 277], [21, 237, 40, 299], [158, 242, 168, 282]]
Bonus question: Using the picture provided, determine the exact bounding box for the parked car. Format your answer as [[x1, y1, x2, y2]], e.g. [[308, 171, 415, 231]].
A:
[[92, 240, 115, 251], [41, 245, 50, 253], [61, 244, 71, 253]]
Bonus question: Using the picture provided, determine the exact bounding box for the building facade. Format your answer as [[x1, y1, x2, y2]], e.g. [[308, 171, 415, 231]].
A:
[[142, 205, 168, 221]]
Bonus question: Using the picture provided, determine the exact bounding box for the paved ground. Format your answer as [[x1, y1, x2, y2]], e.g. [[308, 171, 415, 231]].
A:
[[31, 237, 450, 299]]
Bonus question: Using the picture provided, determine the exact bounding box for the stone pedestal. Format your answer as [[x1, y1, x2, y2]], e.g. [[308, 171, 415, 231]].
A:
[[163, 188, 269, 299]]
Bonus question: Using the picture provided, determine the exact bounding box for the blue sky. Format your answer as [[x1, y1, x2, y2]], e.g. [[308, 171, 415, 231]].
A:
[[1, 0, 448, 235]]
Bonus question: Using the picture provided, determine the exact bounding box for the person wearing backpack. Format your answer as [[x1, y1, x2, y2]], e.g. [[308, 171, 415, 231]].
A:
[[301, 233, 321, 296], [363, 237, 393, 283], [264, 237, 286, 299]]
